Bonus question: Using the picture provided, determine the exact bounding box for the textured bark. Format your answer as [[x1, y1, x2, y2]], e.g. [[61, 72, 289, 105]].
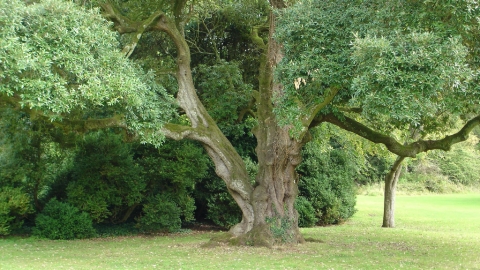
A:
[[160, 6, 306, 245], [243, 10, 305, 246], [100, 1, 257, 239], [382, 156, 405, 228]]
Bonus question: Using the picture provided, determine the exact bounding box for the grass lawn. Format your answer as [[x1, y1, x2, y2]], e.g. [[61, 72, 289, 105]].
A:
[[1, 194, 479, 269]]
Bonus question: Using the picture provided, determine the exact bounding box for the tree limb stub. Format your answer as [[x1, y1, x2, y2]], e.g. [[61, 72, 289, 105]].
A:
[[320, 113, 480, 157], [100, 1, 137, 34], [162, 123, 201, 141], [251, 24, 268, 50]]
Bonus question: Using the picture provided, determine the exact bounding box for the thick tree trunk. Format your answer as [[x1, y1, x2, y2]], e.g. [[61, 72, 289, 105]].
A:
[[240, 9, 306, 246], [382, 156, 405, 228], [103, 1, 305, 246], [165, 9, 306, 246], [248, 123, 306, 246]]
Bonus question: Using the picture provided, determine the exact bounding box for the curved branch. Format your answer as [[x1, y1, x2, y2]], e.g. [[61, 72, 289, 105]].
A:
[[237, 97, 257, 123], [100, 1, 169, 57], [321, 113, 480, 157], [251, 24, 268, 50], [302, 87, 340, 127]]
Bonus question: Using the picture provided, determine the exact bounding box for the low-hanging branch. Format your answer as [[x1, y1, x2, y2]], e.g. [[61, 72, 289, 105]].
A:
[[316, 113, 480, 158], [1, 93, 127, 133]]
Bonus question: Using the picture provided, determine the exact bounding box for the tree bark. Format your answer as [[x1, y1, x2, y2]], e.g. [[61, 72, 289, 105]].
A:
[[100, 0, 306, 246], [242, 10, 306, 246], [162, 7, 306, 246], [382, 156, 405, 228]]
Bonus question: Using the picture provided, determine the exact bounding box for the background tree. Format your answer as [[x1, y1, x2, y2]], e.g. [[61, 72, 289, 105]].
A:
[[275, 0, 480, 229]]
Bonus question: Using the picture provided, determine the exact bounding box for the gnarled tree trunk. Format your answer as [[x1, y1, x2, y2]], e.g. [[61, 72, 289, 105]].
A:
[[240, 9, 306, 246], [101, 0, 306, 246]]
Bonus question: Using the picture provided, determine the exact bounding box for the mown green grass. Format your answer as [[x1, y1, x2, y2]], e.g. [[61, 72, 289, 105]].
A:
[[1, 194, 479, 269]]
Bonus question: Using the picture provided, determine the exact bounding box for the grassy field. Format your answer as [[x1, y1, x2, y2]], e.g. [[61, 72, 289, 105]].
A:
[[1, 194, 479, 269]]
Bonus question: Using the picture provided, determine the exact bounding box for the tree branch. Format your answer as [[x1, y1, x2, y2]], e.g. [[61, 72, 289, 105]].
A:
[[100, 1, 169, 57], [1, 93, 127, 133], [162, 123, 202, 141], [251, 24, 268, 50], [51, 115, 127, 133], [320, 113, 480, 157], [302, 87, 340, 127], [99, 1, 137, 34]]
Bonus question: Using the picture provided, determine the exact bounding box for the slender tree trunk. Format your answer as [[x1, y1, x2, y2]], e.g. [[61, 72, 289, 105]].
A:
[[119, 203, 138, 224], [382, 156, 405, 228]]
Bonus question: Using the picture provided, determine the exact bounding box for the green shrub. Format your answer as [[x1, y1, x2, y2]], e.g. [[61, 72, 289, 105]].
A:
[[203, 177, 242, 228], [66, 131, 145, 224], [133, 140, 206, 227], [192, 155, 258, 229], [0, 187, 33, 235], [297, 139, 357, 226], [136, 195, 182, 233], [401, 155, 469, 194], [206, 191, 242, 228], [294, 196, 318, 227], [33, 199, 96, 240], [433, 147, 480, 186]]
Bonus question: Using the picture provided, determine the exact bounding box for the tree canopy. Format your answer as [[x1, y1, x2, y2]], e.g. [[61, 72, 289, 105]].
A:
[[0, 0, 175, 144]]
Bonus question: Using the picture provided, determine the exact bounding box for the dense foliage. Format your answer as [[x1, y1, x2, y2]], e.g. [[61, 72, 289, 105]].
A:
[[297, 134, 358, 225], [275, 0, 477, 135], [1, 0, 480, 242], [33, 198, 96, 240], [0, 0, 175, 144]]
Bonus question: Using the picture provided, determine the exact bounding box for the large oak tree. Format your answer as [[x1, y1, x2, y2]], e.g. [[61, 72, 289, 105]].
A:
[[2, 0, 480, 246]]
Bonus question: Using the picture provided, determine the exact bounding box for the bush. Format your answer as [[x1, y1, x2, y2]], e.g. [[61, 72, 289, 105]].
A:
[[66, 131, 145, 224], [433, 147, 480, 186], [0, 187, 32, 235], [194, 162, 242, 229], [136, 195, 182, 233], [294, 196, 318, 227], [33, 199, 96, 240], [297, 139, 357, 226], [400, 152, 473, 194]]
